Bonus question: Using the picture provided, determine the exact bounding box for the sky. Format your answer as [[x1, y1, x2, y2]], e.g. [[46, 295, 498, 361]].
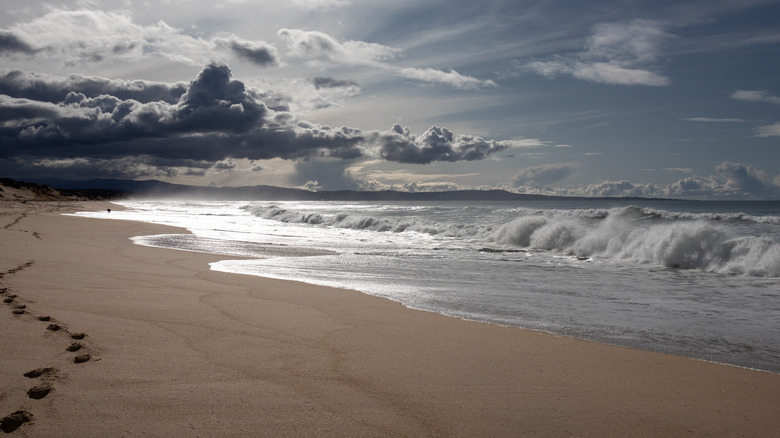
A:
[[1, 0, 780, 199]]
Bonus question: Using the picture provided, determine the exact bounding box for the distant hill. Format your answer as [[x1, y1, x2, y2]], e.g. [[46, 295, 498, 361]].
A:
[[24, 177, 668, 202], [33, 178, 572, 201]]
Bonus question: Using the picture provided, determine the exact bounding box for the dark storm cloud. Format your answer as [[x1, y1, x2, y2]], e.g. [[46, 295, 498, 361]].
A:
[[0, 63, 367, 164], [223, 39, 279, 67], [0, 69, 187, 104], [170, 63, 266, 133], [0, 155, 216, 181], [313, 77, 359, 89], [233, 121, 365, 161], [229, 41, 277, 66], [0, 95, 58, 121], [377, 125, 511, 164], [0, 31, 36, 55], [0, 63, 514, 178]]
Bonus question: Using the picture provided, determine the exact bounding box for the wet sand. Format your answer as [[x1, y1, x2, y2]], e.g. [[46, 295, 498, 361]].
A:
[[1, 200, 779, 436]]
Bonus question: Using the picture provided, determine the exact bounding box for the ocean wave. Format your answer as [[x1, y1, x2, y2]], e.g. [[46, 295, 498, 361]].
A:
[[242, 203, 484, 238], [243, 203, 779, 277], [638, 207, 780, 224], [506, 205, 780, 224], [490, 215, 780, 277]]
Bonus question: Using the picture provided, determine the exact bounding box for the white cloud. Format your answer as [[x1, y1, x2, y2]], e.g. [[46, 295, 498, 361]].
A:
[[522, 20, 672, 86], [213, 159, 238, 170], [715, 161, 775, 194], [277, 28, 497, 90], [525, 60, 670, 86], [503, 138, 551, 148], [570, 61, 670, 86], [289, 0, 350, 10], [664, 176, 724, 198], [511, 162, 780, 199], [511, 162, 580, 187], [238, 160, 779, 199], [278, 28, 401, 66], [398, 67, 497, 90], [682, 117, 745, 123], [2, 9, 279, 68], [586, 20, 667, 64], [9, 10, 154, 62], [756, 122, 780, 137], [732, 89, 780, 104], [3, 10, 498, 91]]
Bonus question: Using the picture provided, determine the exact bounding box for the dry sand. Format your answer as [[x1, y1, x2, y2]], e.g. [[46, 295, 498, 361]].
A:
[[1, 200, 779, 437]]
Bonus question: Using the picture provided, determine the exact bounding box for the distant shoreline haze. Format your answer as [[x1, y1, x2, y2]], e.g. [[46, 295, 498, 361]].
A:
[[23, 177, 684, 202]]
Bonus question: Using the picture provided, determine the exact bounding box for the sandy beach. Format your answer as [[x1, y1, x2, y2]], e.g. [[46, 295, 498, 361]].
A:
[[1, 199, 779, 437]]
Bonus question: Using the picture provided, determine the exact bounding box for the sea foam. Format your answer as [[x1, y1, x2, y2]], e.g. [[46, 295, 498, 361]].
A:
[[245, 203, 780, 277]]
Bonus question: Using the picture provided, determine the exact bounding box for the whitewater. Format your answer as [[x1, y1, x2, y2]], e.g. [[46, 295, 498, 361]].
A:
[[75, 199, 780, 373]]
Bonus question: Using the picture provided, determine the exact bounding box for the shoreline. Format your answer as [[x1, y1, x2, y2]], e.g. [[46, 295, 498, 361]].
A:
[[113, 199, 780, 375], [2, 200, 780, 436], [219, 262, 780, 376]]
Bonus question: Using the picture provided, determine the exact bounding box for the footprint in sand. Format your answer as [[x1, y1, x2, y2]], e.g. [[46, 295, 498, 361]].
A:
[[26, 385, 53, 400], [70, 332, 86, 340], [23, 367, 56, 379], [0, 411, 33, 433], [73, 354, 91, 364], [66, 343, 82, 352], [46, 323, 61, 331], [37, 315, 51, 321]]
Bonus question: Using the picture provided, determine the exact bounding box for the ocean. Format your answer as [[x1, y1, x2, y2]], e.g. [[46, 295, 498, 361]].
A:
[[74, 198, 780, 373]]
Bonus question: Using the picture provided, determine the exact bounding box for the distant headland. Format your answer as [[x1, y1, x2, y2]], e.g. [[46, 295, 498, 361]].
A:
[[6, 177, 679, 202]]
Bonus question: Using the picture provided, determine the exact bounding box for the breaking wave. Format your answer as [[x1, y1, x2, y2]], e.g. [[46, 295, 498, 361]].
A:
[[243, 203, 780, 277], [243, 204, 483, 237], [490, 215, 780, 276]]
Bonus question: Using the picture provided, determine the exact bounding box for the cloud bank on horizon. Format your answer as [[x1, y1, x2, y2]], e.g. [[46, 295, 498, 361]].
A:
[[1, 0, 779, 199]]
